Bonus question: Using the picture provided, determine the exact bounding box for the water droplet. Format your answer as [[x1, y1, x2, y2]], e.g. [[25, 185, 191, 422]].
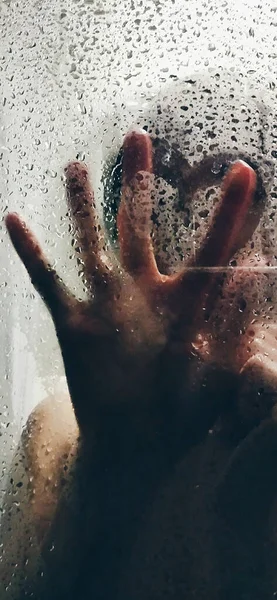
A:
[[211, 159, 223, 175], [47, 169, 57, 178], [76, 151, 86, 161], [239, 298, 247, 313]]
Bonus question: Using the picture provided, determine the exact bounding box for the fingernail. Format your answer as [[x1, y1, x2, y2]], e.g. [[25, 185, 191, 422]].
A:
[[224, 160, 256, 194]]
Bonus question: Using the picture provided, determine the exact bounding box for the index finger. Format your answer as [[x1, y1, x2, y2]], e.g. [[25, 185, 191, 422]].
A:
[[167, 161, 257, 323], [194, 160, 257, 269]]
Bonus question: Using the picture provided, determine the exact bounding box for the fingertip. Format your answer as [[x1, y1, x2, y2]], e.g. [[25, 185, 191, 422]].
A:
[[124, 127, 150, 141], [123, 128, 153, 185], [5, 212, 27, 239], [64, 161, 94, 213], [6, 211, 20, 227], [223, 160, 257, 197], [64, 161, 89, 185]]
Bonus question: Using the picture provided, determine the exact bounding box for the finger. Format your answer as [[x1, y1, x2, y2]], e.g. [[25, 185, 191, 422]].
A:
[[194, 160, 257, 268], [195, 161, 257, 321], [65, 161, 112, 287], [117, 130, 161, 285], [6, 213, 73, 321], [167, 161, 257, 319]]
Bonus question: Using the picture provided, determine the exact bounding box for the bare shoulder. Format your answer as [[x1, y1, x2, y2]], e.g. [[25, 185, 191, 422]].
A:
[[0, 394, 79, 599], [22, 393, 78, 476], [21, 393, 79, 540]]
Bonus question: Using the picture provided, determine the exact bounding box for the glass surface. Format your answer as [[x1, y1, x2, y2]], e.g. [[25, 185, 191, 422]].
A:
[[1, 0, 277, 597]]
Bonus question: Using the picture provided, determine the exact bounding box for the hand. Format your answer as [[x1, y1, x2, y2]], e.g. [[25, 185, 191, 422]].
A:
[[4, 131, 264, 600], [6, 130, 256, 456]]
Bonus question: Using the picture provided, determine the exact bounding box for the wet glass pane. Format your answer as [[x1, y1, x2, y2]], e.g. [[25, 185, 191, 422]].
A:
[[1, 0, 277, 598]]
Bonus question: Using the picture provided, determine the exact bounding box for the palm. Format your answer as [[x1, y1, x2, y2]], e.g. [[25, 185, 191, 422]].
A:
[[6, 131, 257, 450]]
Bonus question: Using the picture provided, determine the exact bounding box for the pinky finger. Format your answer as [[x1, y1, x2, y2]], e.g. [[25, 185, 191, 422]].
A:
[[6, 213, 73, 322]]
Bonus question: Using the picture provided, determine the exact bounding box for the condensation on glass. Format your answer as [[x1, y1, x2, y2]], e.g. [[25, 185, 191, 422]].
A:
[[0, 0, 277, 594]]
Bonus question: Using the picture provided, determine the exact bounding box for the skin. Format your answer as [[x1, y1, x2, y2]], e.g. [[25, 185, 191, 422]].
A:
[[2, 130, 277, 599], [107, 138, 267, 259]]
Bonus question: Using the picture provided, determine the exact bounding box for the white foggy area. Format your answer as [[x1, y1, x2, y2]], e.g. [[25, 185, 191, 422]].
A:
[[0, 0, 277, 505]]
